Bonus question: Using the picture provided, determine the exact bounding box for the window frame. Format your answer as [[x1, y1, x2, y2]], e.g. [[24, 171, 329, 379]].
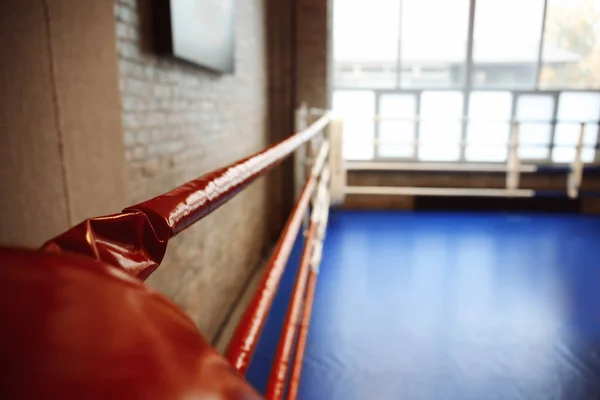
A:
[[332, 0, 600, 165], [334, 88, 600, 164]]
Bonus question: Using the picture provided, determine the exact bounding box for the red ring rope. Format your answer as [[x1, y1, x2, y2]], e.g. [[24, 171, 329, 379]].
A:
[[226, 140, 330, 374], [225, 174, 317, 373], [264, 221, 318, 400], [125, 115, 331, 241], [286, 269, 318, 400], [42, 115, 330, 280]]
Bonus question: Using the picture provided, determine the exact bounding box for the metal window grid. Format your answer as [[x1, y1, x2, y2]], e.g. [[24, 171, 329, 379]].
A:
[[332, 0, 600, 165]]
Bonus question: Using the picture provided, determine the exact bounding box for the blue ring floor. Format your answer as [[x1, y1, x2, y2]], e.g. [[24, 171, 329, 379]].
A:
[[246, 211, 600, 400]]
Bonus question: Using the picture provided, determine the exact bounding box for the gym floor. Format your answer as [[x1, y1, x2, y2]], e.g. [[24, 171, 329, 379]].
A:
[[247, 210, 600, 399]]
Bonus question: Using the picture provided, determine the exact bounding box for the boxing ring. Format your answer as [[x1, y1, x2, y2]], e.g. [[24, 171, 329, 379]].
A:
[[238, 109, 600, 399], [3, 107, 600, 399]]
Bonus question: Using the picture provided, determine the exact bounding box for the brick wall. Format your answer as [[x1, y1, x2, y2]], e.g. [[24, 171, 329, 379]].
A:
[[296, 0, 331, 109], [115, 0, 269, 340]]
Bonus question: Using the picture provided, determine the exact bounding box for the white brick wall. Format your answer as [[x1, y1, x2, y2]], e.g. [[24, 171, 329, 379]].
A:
[[115, 0, 270, 340]]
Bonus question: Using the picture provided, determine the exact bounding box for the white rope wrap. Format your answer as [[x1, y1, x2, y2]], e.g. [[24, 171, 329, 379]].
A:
[[328, 119, 346, 206], [568, 123, 585, 199], [506, 123, 521, 191], [310, 165, 331, 273], [310, 141, 330, 179]]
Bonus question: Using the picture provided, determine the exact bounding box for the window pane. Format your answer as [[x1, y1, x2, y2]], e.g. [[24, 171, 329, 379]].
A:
[[540, 0, 600, 89], [472, 0, 545, 88], [466, 92, 512, 161], [519, 124, 553, 159], [557, 92, 600, 122], [333, 0, 401, 88], [517, 95, 555, 120], [378, 95, 416, 158], [552, 124, 598, 162], [419, 91, 463, 161], [333, 90, 375, 160], [400, 0, 470, 88], [552, 92, 600, 162], [516, 95, 554, 159]]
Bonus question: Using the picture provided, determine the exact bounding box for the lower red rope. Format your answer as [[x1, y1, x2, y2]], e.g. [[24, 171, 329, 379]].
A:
[[226, 141, 329, 374], [264, 221, 318, 400], [286, 269, 318, 400], [225, 176, 317, 374]]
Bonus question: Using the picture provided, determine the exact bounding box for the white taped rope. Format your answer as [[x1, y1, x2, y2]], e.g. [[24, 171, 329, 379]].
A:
[[328, 119, 346, 206], [309, 165, 331, 273], [506, 123, 521, 191], [310, 242, 323, 273], [568, 123, 585, 199], [302, 140, 330, 237], [317, 191, 330, 241], [310, 140, 330, 178]]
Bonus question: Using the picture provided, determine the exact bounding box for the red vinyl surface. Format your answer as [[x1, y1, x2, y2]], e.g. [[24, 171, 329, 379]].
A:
[[42, 210, 166, 280], [0, 247, 261, 400]]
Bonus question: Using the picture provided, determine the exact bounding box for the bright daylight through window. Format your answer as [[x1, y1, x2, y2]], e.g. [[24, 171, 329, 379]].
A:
[[333, 0, 600, 163]]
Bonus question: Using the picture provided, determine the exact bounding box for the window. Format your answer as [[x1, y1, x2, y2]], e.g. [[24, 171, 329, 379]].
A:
[[516, 95, 554, 160], [466, 92, 512, 161], [540, 0, 600, 89], [333, 91, 375, 160], [333, 0, 401, 88], [400, 0, 470, 88], [378, 95, 416, 158], [472, 0, 545, 89], [419, 92, 463, 161], [363, 66, 385, 73], [552, 92, 600, 162], [332, 0, 600, 163]]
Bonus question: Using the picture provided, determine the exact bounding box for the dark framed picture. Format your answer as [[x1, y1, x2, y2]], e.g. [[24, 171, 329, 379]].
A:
[[154, 0, 235, 73]]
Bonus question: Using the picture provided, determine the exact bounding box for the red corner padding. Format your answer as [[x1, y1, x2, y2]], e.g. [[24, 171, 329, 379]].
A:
[[41, 210, 168, 280], [0, 247, 262, 400]]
